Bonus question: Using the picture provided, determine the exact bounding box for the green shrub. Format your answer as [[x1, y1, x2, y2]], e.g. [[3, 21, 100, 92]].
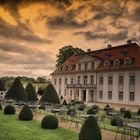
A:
[[4, 105, 15, 114], [104, 105, 110, 111], [111, 118, 121, 126], [124, 110, 132, 119], [92, 105, 99, 113], [40, 84, 60, 104], [41, 115, 58, 129], [87, 109, 96, 115], [5, 78, 28, 102], [0, 103, 2, 110], [79, 116, 102, 140], [137, 108, 140, 115], [78, 104, 85, 111], [18, 105, 33, 120], [25, 83, 38, 102], [62, 100, 67, 106]]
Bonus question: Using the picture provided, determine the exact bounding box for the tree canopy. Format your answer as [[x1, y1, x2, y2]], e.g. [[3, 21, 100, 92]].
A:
[[40, 84, 60, 104], [25, 83, 38, 102], [56, 45, 85, 67], [5, 78, 28, 102], [0, 80, 6, 91]]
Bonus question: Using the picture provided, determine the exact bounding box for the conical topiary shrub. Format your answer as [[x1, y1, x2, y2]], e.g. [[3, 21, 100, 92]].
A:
[[41, 115, 58, 129], [137, 108, 140, 115], [18, 105, 33, 120], [87, 109, 96, 115], [0, 103, 2, 110], [40, 84, 60, 104], [62, 100, 67, 106], [5, 78, 28, 102], [124, 110, 132, 119], [79, 116, 102, 140], [25, 83, 38, 102]]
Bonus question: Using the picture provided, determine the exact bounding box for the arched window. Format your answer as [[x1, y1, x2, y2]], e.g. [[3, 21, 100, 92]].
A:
[[104, 60, 111, 67], [114, 59, 121, 67], [124, 58, 132, 66]]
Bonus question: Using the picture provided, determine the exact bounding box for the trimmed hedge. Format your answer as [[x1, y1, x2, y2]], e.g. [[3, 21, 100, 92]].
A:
[[79, 116, 102, 140], [124, 110, 132, 119], [111, 118, 121, 126], [87, 109, 96, 115], [4, 105, 15, 114], [40, 84, 60, 104], [18, 105, 33, 120], [137, 108, 140, 115], [0, 103, 2, 110], [5, 78, 28, 102], [41, 115, 58, 129], [78, 104, 85, 111]]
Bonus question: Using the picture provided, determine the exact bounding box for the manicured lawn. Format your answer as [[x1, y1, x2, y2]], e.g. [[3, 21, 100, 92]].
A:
[[0, 110, 77, 140]]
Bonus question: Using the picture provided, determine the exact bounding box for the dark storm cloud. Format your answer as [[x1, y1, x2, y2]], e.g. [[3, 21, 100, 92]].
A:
[[75, 30, 128, 42], [0, 19, 51, 43], [48, 16, 87, 29]]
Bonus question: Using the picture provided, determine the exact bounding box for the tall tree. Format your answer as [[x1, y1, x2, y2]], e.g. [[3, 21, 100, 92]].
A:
[[25, 83, 38, 102], [5, 78, 28, 102], [40, 84, 60, 104], [56, 45, 84, 67]]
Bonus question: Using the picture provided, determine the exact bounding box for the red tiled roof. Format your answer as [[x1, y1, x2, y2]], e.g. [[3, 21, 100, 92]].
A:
[[51, 42, 140, 75]]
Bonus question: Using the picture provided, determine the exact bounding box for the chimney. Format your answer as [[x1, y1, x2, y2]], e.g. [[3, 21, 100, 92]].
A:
[[87, 48, 91, 52], [107, 44, 112, 49], [127, 39, 132, 45]]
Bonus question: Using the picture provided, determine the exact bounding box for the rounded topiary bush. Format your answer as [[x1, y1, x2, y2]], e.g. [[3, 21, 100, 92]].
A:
[[137, 108, 140, 115], [4, 105, 15, 114], [0, 103, 2, 110], [79, 116, 102, 140], [18, 105, 33, 120], [41, 115, 58, 129], [92, 105, 99, 113], [78, 104, 85, 111], [87, 108, 96, 115], [124, 110, 132, 119]]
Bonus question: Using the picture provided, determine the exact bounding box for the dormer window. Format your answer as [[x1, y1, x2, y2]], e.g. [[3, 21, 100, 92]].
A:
[[104, 60, 111, 67], [114, 59, 121, 67], [62, 66, 67, 71], [68, 65, 73, 71], [58, 66, 61, 71], [78, 63, 81, 70], [91, 62, 95, 69], [124, 58, 132, 66]]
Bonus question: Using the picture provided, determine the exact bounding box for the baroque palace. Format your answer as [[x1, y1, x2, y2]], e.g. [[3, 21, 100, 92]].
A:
[[51, 40, 140, 106]]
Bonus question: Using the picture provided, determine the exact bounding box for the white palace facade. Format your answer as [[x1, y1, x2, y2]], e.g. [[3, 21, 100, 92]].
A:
[[51, 41, 140, 106]]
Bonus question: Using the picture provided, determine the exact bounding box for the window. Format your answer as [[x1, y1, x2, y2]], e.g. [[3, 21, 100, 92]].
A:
[[114, 59, 121, 67], [78, 63, 81, 70], [108, 91, 112, 100], [68, 65, 73, 71], [77, 76, 81, 84], [59, 89, 61, 96], [62, 66, 67, 71], [70, 90, 72, 97], [65, 78, 67, 84], [104, 60, 111, 67], [99, 91, 103, 99], [99, 76, 103, 85], [54, 79, 57, 85], [129, 75, 135, 85], [71, 78, 74, 84], [91, 62, 95, 69], [124, 58, 132, 66], [83, 76, 87, 85], [118, 76, 124, 85], [129, 92, 135, 101], [108, 76, 113, 85], [64, 90, 67, 96], [59, 79, 61, 85], [90, 75, 94, 84], [85, 63, 88, 70], [118, 91, 123, 101]]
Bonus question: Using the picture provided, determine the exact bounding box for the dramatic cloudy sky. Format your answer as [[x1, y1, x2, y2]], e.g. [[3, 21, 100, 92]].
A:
[[0, 0, 140, 77]]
